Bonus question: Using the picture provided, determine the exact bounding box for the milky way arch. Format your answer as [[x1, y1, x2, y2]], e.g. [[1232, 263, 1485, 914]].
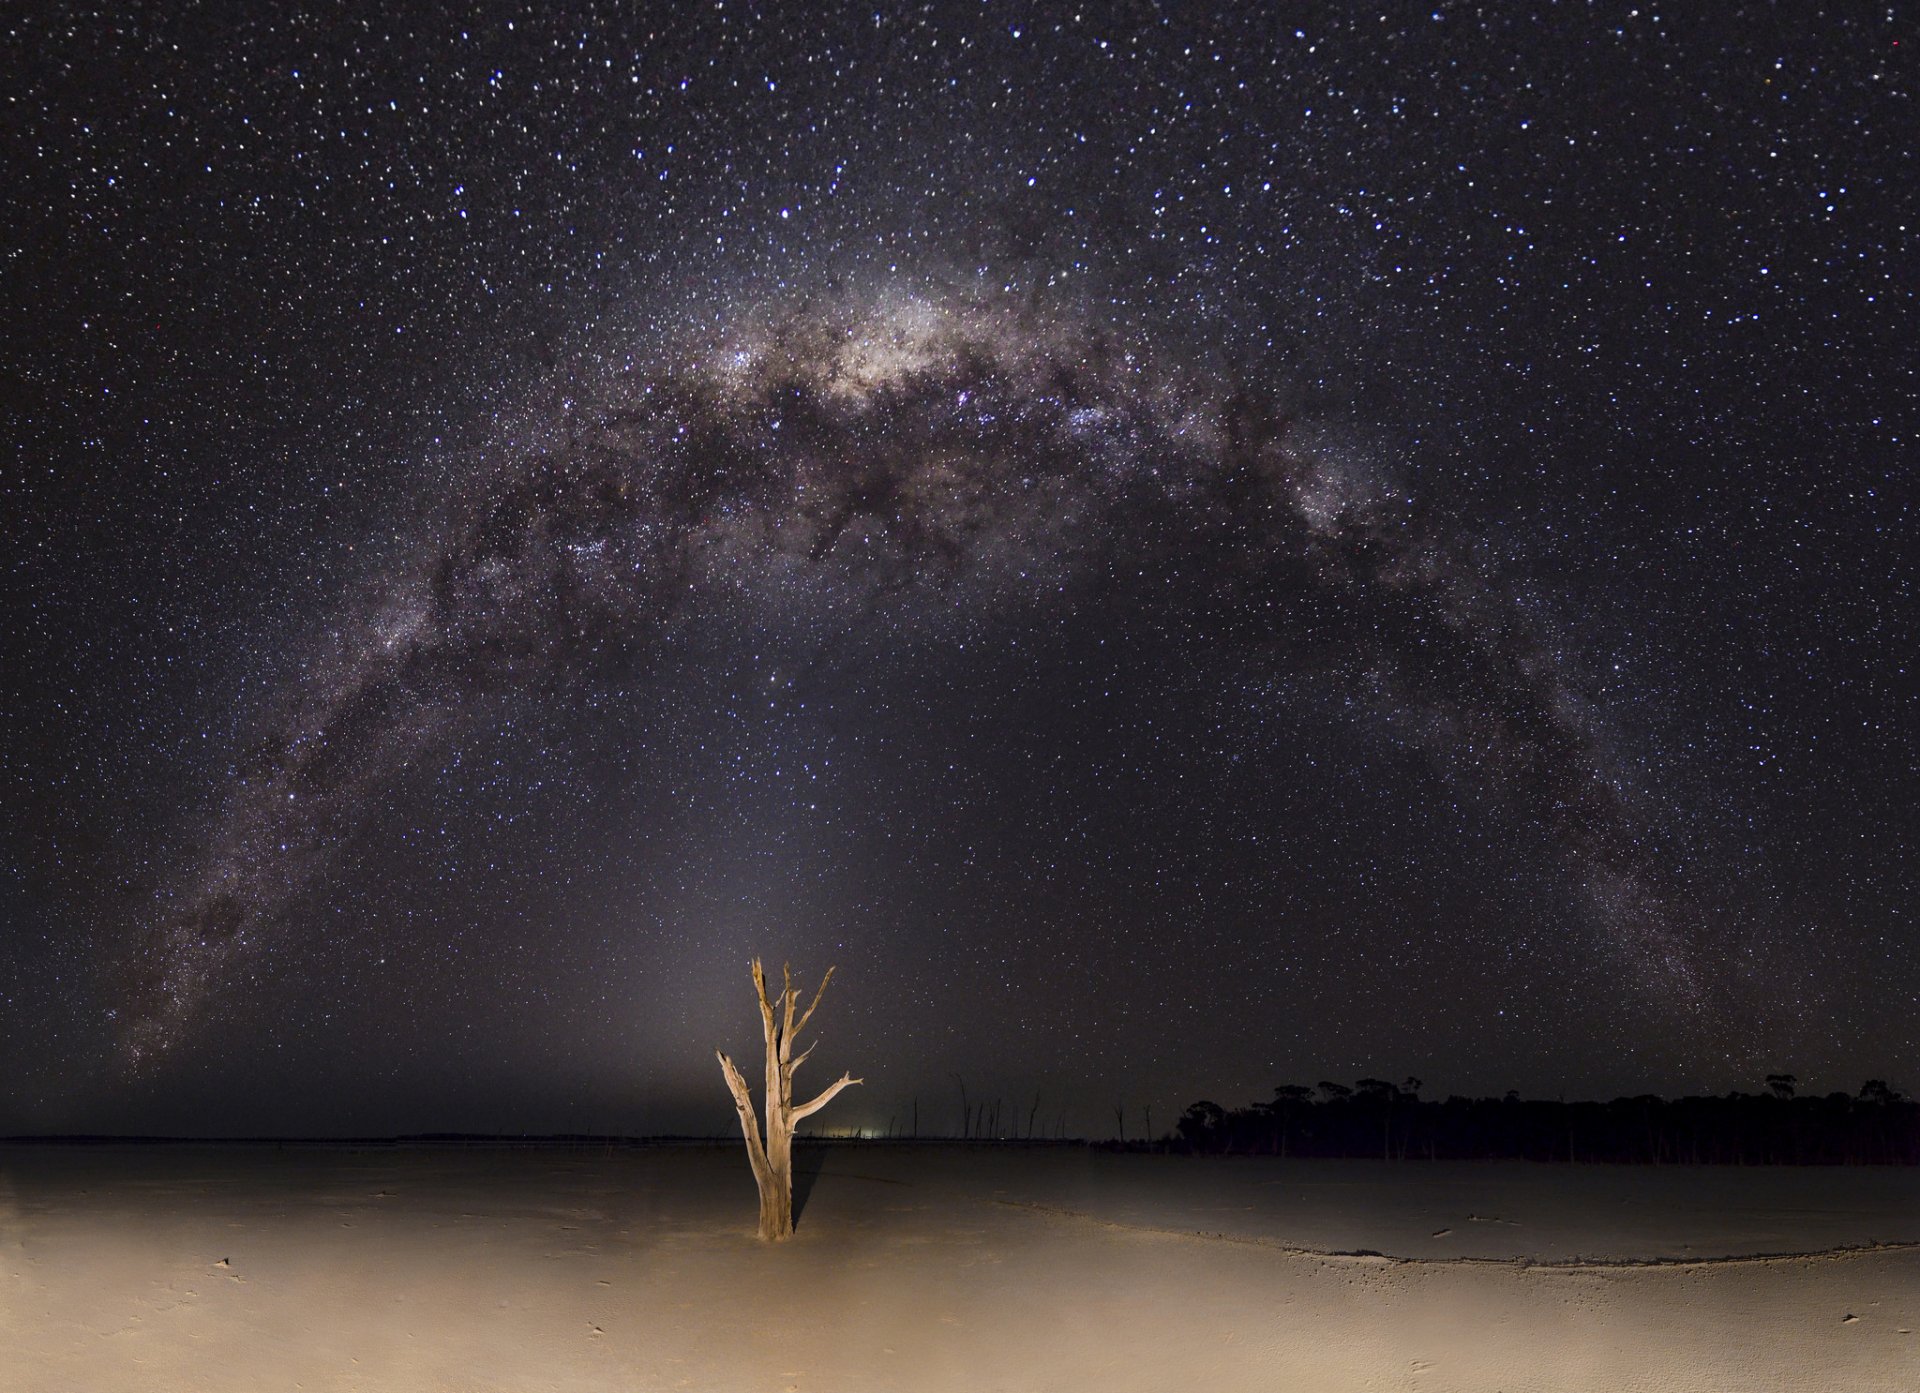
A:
[[122, 288, 1708, 1063]]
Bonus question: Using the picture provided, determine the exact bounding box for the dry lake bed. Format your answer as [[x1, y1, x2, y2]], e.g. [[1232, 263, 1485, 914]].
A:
[[3, 1143, 1915, 1391]]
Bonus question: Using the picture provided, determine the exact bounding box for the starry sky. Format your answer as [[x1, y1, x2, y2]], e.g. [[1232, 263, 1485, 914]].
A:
[[3, 3, 1913, 1138]]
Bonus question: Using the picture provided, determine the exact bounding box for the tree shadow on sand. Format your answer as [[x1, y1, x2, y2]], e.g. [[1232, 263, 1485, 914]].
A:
[[791, 1146, 827, 1230]]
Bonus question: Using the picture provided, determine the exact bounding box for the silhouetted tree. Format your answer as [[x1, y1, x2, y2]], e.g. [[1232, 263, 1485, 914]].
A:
[[1177, 1099, 1227, 1148], [1355, 1077, 1401, 1158], [1269, 1084, 1313, 1157]]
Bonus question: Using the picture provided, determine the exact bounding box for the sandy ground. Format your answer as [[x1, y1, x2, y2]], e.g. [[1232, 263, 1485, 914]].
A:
[[2, 1144, 1916, 1392]]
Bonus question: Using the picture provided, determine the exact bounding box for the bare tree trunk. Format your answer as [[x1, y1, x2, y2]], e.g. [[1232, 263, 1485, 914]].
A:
[[717, 960, 862, 1242]]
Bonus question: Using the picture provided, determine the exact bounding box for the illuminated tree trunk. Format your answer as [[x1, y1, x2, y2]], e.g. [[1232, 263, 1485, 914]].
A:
[[716, 960, 862, 1241]]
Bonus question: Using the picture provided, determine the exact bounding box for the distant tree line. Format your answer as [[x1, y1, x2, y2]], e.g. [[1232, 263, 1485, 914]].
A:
[[1172, 1076, 1919, 1165]]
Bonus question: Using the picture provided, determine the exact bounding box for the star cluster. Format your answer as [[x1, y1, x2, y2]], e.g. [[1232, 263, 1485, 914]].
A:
[[3, 4, 1912, 1135]]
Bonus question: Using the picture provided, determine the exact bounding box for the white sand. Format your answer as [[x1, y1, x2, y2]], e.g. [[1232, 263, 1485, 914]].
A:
[[3, 1144, 1915, 1391]]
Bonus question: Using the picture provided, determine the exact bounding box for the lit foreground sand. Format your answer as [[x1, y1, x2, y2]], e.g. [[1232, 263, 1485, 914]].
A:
[[3, 1144, 1916, 1391]]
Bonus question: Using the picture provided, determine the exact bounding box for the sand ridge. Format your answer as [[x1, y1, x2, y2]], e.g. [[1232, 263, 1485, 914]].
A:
[[983, 1194, 1920, 1271]]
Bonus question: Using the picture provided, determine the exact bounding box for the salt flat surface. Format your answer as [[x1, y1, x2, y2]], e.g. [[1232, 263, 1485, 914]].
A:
[[3, 1143, 1915, 1391], [848, 1148, 1920, 1261]]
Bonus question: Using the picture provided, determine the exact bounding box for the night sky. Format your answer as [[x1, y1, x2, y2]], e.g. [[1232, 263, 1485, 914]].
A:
[[4, 4, 1913, 1138]]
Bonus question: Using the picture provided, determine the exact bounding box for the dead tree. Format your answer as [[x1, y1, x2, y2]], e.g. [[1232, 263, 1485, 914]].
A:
[[716, 960, 862, 1241]]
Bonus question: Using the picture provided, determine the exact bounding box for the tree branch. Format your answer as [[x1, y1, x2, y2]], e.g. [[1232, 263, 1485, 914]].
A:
[[716, 1049, 771, 1175], [792, 965, 837, 1042], [751, 958, 778, 1054], [791, 1071, 863, 1123], [779, 962, 798, 1061]]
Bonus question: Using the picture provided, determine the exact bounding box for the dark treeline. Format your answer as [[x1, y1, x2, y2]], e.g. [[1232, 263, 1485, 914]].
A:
[[1173, 1076, 1919, 1165]]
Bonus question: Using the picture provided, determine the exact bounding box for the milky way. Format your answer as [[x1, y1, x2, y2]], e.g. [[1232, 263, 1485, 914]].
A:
[[122, 284, 1712, 1062]]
